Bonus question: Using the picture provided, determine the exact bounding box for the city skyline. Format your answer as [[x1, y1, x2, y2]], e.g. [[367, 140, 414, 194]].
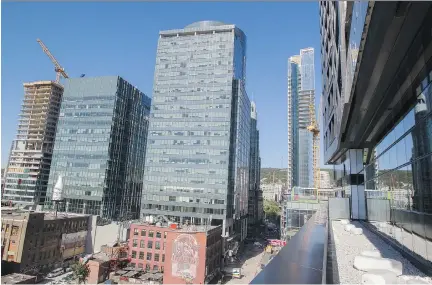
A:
[[1, 2, 323, 169]]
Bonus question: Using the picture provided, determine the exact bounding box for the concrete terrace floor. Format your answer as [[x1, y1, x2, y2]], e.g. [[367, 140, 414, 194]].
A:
[[330, 220, 432, 284]]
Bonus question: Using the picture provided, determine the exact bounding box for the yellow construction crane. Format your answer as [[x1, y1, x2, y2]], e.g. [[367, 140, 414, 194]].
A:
[[307, 93, 320, 193], [36, 38, 69, 83]]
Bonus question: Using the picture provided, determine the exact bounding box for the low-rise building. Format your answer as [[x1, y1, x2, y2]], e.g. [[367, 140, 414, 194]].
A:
[[262, 183, 283, 202], [1, 208, 89, 275], [84, 252, 111, 284], [127, 217, 222, 284]]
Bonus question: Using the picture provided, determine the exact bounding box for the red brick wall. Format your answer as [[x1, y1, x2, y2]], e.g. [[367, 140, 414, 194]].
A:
[[127, 224, 174, 272], [163, 231, 207, 284]]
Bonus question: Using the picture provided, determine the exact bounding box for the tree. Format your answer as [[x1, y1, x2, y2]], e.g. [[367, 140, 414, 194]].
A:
[[71, 261, 90, 284], [264, 200, 281, 220]]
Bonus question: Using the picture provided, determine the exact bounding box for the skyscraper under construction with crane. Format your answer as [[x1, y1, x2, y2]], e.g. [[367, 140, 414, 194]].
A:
[[287, 48, 316, 190], [1, 39, 67, 206], [2, 82, 64, 205]]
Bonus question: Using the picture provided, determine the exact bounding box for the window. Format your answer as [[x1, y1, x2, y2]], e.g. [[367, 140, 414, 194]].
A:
[[146, 264, 150, 271], [140, 240, 145, 248], [154, 253, 160, 262], [149, 230, 154, 237], [153, 265, 159, 271], [130, 263, 136, 267], [148, 241, 153, 249], [133, 229, 139, 236], [162, 254, 165, 262], [11, 226, 19, 236], [139, 252, 144, 260], [155, 241, 160, 250], [133, 239, 138, 247], [5, 224, 10, 233], [141, 229, 146, 236], [131, 251, 137, 258], [163, 242, 166, 250], [138, 263, 143, 269], [161, 266, 164, 273], [164, 232, 167, 238], [156, 231, 162, 238], [146, 253, 152, 261]]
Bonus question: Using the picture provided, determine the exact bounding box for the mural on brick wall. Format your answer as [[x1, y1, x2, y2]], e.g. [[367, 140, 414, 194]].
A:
[[171, 234, 200, 282]]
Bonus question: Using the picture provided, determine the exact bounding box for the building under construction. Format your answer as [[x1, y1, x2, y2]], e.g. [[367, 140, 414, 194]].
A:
[[2, 81, 63, 206]]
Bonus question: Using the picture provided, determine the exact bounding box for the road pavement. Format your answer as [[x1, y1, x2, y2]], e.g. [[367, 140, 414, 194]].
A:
[[225, 243, 265, 284]]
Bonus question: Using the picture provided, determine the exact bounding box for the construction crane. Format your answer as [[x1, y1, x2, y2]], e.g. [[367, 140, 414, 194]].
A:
[[36, 38, 69, 83], [307, 93, 320, 194]]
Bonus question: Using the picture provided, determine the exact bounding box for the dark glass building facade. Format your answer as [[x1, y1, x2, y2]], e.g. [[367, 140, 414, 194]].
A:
[[320, 1, 432, 266], [44, 76, 151, 220]]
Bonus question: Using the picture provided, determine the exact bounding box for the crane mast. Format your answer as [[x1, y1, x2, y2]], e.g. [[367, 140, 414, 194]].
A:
[[307, 93, 320, 194], [36, 38, 69, 83]]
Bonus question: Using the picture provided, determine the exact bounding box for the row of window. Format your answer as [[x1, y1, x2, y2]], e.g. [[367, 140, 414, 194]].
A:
[[144, 175, 227, 185], [141, 204, 225, 215], [131, 263, 163, 272], [147, 157, 228, 166], [142, 184, 227, 196], [131, 251, 165, 263], [150, 130, 229, 137], [142, 194, 225, 205], [132, 229, 167, 239], [147, 148, 228, 156], [148, 139, 229, 147]]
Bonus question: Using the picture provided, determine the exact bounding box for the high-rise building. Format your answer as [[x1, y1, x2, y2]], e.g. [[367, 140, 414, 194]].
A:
[[43, 76, 151, 220], [2, 81, 64, 206], [141, 21, 250, 238], [319, 170, 332, 189], [287, 48, 315, 190], [320, 0, 432, 263], [248, 102, 261, 227]]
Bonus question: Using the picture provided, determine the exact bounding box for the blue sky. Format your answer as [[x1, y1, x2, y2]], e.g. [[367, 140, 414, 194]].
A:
[[2, 2, 323, 168]]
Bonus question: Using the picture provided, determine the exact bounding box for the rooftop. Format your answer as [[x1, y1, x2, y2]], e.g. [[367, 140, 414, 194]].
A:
[[185, 21, 227, 29], [132, 221, 220, 233], [1, 208, 89, 220], [331, 220, 431, 284], [251, 201, 432, 284]]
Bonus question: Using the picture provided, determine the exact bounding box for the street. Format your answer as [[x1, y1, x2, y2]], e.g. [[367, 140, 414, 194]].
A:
[[225, 241, 265, 284]]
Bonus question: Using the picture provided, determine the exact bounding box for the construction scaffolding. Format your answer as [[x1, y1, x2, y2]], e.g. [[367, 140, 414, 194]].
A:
[[2, 81, 64, 205]]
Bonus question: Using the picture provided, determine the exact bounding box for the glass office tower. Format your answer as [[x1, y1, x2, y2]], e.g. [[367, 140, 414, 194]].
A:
[[287, 48, 315, 190], [44, 76, 151, 220], [141, 21, 250, 237]]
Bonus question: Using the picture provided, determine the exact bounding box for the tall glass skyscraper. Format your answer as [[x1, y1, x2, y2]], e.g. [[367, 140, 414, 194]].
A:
[[44, 76, 151, 220], [141, 21, 250, 237], [248, 102, 261, 229], [287, 48, 315, 190]]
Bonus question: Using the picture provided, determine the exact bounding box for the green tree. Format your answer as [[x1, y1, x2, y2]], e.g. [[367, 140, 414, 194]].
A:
[[71, 261, 90, 284], [264, 200, 281, 221]]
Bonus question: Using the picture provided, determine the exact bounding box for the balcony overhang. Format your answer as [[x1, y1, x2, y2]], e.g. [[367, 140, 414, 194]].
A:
[[332, 2, 432, 163]]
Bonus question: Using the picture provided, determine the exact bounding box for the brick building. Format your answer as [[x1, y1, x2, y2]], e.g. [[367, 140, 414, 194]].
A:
[[1, 208, 89, 275], [127, 220, 222, 284]]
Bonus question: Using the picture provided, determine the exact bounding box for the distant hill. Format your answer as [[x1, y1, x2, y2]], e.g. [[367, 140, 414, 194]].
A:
[[260, 168, 287, 184], [260, 167, 335, 186]]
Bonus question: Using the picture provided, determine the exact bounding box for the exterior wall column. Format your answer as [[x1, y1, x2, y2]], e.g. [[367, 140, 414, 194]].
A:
[[348, 149, 366, 220]]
